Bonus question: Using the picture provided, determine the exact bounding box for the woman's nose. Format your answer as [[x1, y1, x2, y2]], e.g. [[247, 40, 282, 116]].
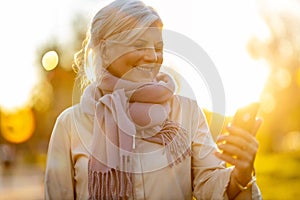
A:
[[143, 48, 158, 62]]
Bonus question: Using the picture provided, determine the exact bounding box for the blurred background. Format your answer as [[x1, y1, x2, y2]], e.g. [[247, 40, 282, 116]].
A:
[[0, 0, 299, 199]]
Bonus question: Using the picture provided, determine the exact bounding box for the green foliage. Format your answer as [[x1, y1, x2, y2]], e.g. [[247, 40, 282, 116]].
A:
[[256, 153, 300, 199]]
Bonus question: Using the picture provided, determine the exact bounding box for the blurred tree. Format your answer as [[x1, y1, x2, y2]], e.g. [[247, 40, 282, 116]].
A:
[[16, 13, 89, 162], [248, 1, 300, 152]]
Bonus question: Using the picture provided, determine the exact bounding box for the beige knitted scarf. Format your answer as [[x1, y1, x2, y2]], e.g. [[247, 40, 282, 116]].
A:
[[80, 70, 192, 200]]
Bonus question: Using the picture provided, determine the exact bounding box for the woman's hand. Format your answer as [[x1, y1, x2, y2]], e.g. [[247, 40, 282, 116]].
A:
[[214, 118, 262, 187]]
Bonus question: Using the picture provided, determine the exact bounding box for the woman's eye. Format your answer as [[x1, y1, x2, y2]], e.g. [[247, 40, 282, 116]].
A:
[[132, 41, 163, 51], [133, 42, 146, 49], [155, 45, 163, 51], [154, 42, 164, 52]]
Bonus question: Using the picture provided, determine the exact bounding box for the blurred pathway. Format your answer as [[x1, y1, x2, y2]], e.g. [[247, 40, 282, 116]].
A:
[[0, 162, 44, 200]]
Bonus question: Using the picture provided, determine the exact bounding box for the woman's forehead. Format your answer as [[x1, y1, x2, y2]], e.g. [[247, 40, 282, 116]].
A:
[[138, 27, 162, 41], [106, 26, 163, 44]]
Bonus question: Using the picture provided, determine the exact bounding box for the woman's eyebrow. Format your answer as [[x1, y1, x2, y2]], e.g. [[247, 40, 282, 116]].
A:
[[135, 39, 163, 44]]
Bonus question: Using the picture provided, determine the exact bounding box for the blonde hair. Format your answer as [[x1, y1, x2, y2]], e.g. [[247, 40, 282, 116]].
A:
[[73, 0, 162, 89]]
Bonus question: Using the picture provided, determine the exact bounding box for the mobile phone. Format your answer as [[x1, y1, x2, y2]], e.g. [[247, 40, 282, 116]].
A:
[[231, 103, 259, 134]]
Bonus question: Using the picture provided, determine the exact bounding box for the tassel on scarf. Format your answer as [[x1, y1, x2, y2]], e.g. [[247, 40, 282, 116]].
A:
[[88, 155, 134, 200], [144, 120, 192, 167]]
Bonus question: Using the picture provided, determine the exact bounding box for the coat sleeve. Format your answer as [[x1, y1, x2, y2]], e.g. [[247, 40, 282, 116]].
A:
[[191, 106, 232, 200], [44, 112, 75, 200], [191, 106, 262, 200]]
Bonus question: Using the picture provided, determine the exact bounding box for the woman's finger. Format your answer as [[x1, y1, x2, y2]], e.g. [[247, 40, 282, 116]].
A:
[[217, 142, 247, 158], [214, 150, 238, 166], [217, 134, 247, 151], [251, 117, 263, 136], [215, 126, 259, 170], [215, 147, 256, 172], [218, 126, 257, 147], [217, 140, 257, 161]]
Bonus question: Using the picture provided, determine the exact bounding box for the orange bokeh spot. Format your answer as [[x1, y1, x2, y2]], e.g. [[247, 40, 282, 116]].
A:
[[0, 107, 35, 143]]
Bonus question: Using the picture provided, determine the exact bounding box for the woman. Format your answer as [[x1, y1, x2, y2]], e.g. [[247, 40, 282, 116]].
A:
[[44, 0, 262, 199]]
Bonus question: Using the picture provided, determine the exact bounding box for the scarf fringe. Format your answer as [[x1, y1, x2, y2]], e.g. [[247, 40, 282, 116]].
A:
[[158, 120, 192, 167], [88, 156, 134, 200]]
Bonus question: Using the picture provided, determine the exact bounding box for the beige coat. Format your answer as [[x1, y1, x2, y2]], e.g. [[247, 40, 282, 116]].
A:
[[45, 95, 262, 200]]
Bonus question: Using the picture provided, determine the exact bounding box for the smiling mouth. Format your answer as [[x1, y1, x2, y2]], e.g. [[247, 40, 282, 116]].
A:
[[136, 66, 156, 72]]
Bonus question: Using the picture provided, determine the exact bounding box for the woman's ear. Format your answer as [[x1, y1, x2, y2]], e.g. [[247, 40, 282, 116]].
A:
[[100, 41, 110, 67]]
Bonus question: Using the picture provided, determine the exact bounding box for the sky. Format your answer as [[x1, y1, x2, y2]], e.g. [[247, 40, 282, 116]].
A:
[[0, 0, 273, 115]]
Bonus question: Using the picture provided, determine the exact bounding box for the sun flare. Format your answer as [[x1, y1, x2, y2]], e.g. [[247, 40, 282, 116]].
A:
[[0, 0, 270, 116]]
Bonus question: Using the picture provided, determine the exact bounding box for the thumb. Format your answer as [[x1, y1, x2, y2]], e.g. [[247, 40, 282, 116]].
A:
[[251, 117, 263, 136]]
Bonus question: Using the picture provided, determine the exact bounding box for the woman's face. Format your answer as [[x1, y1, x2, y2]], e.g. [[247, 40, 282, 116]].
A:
[[105, 23, 163, 82]]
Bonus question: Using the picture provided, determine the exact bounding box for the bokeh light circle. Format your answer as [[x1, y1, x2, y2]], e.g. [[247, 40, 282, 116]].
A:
[[0, 108, 35, 143], [42, 50, 59, 71]]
